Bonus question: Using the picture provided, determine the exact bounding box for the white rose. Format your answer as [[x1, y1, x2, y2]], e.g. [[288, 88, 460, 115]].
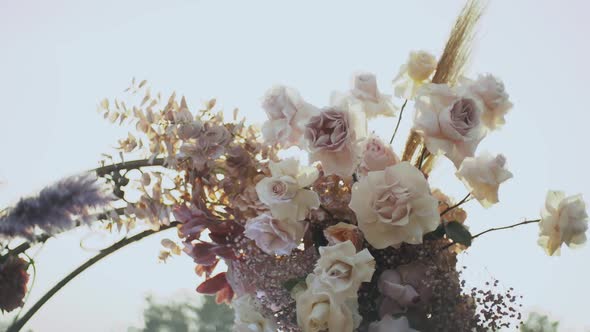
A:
[[244, 214, 306, 256], [261, 85, 319, 148], [296, 276, 355, 332], [349, 162, 439, 249], [456, 153, 513, 208], [331, 72, 397, 119], [467, 74, 513, 131], [232, 294, 278, 332], [393, 50, 437, 99], [368, 315, 419, 332], [538, 191, 588, 256], [255, 158, 320, 221], [413, 83, 487, 168], [313, 241, 375, 298]]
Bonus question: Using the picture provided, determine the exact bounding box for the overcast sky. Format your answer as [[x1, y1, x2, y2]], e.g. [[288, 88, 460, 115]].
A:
[[1, 0, 590, 331]]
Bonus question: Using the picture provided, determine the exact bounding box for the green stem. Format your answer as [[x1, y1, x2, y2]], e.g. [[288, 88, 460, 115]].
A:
[[471, 219, 540, 240], [440, 193, 471, 217], [389, 99, 408, 145], [440, 219, 541, 252], [6, 222, 179, 332]]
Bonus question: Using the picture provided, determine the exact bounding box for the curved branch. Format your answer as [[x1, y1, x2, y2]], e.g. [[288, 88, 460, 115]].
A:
[[7, 221, 180, 332], [2, 208, 127, 259], [439, 219, 540, 252], [471, 219, 540, 240], [93, 158, 165, 177]]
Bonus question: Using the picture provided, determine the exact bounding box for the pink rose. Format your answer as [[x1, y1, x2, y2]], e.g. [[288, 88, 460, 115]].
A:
[[413, 83, 486, 168], [304, 108, 363, 178], [377, 263, 433, 318], [331, 72, 397, 119], [261, 85, 318, 148], [244, 214, 306, 256], [358, 135, 399, 176]]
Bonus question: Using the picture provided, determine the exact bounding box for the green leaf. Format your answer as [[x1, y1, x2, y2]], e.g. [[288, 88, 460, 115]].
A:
[[445, 221, 472, 247], [283, 277, 305, 292], [423, 224, 446, 241]]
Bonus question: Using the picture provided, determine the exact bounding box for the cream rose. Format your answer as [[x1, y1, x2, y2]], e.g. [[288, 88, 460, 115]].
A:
[[393, 50, 437, 99], [358, 134, 399, 176], [368, 315, 419, 332], [296, 275, 355, 332], [314, 241, 375, 298], [255, 158, 320, 221], [244, 214, 306, 256], [323, 222, 363, 251], [467, 74, 513, 131], [261, 85, 318, 148], [232, 294, 278, 332], [538, 191, 588, 256], [413, 83, 487, 168], [349, 162, 439, 249], [331, 72, 397, 118], [456, 153, 513, 208]]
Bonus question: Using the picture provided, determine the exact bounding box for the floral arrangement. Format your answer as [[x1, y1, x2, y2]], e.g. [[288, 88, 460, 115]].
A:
[[0, 1, 588, 332]]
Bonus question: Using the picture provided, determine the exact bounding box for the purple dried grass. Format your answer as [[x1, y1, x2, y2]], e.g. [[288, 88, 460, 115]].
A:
[[0, 175, 114, 241]]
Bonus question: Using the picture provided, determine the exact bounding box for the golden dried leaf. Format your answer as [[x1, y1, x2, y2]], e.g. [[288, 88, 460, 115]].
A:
[[207, 98, 216, 110], [138, 80, 147, 88], [141, 88, 151, 106], [100, 98, 109, 110]]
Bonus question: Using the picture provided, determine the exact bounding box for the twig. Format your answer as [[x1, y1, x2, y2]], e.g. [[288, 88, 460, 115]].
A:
[[440, 193, 471, 217], [389, 99, 408, 144], [471, 219, 540, 240], [7, 221, 180, 332], [93, 158, 165, 177], [439, 219, 541, 252]]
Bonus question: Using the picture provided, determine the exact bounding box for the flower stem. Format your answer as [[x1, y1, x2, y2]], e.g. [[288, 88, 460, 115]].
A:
[[389, 99, 408, 145], [439, 219, 541, 252], [440, 193, 471, 217], [471, 219, 540, 240], [6, 222, 179, 332]]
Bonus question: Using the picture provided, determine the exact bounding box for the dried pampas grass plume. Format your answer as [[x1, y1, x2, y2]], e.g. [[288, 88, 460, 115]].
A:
[[432, 0, 485, 85], [402, 0, 486, 164]]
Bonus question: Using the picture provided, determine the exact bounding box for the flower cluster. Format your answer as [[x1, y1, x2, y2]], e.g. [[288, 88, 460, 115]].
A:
[[89, 4, 588, 331], [93, 53, 589, 330]]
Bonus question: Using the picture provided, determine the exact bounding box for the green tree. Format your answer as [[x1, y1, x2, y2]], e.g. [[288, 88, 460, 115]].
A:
[[520, 312, 559, 332], [129, 295, 233, 332]]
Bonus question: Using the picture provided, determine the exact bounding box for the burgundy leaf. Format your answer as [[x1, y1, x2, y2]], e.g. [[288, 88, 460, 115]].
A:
[[210, 245, 236, 260], [197, 272, 228, 295]]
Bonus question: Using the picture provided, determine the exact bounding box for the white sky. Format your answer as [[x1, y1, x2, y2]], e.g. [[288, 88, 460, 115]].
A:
[[1, 0, 590, 331]]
